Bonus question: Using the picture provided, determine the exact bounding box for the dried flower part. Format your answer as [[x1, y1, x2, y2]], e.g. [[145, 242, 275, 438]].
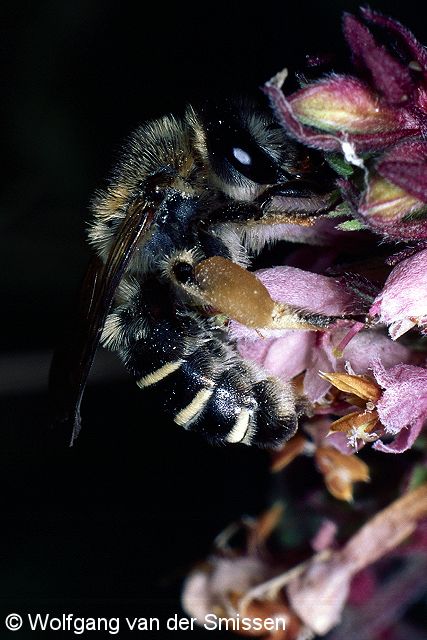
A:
[[271, 435, 308, 472], [247, 503, 285, 554], [318, 372, 381, 402], [286, 483, 427, 635], [238, 597, 302, 639], [329, 410, 380, 448], [342, 482, 427, 570], [340, 394, 368, 409], [329, 411, 372, 433], [315, 446, 370, 502], [182, 556, 275, 626]]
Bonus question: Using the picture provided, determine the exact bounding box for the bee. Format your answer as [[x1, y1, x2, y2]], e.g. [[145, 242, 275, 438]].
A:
[[50, 97, 336, 448]]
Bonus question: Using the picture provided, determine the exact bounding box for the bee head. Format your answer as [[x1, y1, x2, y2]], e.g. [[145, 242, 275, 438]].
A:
[[187, 96, 334, 203]]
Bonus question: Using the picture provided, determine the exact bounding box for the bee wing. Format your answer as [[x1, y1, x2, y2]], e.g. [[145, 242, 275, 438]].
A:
[[49, 200, 156, 445]]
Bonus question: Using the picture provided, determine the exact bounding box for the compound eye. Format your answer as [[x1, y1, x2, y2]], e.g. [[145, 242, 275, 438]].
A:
[[207, 122, 280, 186], [226, 136, 280, 185]]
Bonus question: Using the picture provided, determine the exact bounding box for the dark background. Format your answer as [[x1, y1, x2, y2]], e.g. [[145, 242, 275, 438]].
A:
[[1, 1, 427, 637]]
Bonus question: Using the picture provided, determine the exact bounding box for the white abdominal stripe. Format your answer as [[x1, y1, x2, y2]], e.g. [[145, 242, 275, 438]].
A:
[[135, 344, 297, 448], [174, 388, 214, 427], [137, 360, 184, 388], [226, 407, 251, 443]]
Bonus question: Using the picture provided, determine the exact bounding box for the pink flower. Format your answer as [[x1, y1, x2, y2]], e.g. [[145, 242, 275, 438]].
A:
[[372, 361, 427, 453], [229, 265, 359, 403], [370, 248, 427, 338], [233, 265, 414, 404], [230, 259, 426, 456]]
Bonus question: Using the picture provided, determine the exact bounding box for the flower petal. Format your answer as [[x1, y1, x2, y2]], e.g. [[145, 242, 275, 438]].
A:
[[230, 265, 358, 341], [256, 266, 357, 314], [342, 329, 415, 371], [343, 13, 415, 104], [372, 418, 424, 453], [371, 248, 427, 338], [304, 333, 337, 403], [361, 7, 427, 84], [237, 331, 315, 381], [371, 361, 427, 451]]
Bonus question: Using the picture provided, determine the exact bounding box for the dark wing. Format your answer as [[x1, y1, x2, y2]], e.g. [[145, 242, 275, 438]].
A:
[[49, 200, 156, 445]]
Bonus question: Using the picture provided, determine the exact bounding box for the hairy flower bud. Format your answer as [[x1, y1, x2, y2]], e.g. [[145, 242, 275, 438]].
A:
[[359, 173, 427, 239], [289, 76, 407, 135]]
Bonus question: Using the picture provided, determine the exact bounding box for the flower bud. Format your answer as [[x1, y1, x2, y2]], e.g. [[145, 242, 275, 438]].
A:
[[359, 174, 427, 239], [289, 76, 402, 134]]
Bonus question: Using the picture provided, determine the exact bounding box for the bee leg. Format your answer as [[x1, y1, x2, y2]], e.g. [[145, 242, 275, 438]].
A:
[[186, 256, 337, 331], [102, 278, 298, 448]]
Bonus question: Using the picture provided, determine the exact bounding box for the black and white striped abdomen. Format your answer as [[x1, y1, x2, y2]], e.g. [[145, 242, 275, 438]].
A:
[[102, 284, 298, 449]]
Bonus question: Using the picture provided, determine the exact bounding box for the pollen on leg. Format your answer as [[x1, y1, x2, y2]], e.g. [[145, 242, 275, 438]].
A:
[[194, 256, 276, 328]]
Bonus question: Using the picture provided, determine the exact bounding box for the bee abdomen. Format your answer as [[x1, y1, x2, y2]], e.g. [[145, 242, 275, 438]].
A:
[[104, 298, 298, 449], [132, 334, 297, 448]]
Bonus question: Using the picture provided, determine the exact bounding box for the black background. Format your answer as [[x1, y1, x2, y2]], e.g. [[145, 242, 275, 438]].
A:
[[2, 2, 427, 638]]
